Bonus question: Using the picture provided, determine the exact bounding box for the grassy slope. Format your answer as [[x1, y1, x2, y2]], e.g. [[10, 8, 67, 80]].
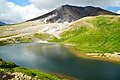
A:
[[34, 33, 55, 41], [0, 20, 56, 45], [52, 15, 120, 53], [0, 33, 56, 46], [0, 58, 60, 80]]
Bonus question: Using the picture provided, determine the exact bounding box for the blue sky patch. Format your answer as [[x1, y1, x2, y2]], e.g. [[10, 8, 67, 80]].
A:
[[7, 0, 31, 6], [106, 7, 120, 12]]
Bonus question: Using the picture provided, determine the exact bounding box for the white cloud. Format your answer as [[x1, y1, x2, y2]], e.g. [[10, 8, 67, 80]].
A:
[[0, 0, 49, 23], [116, 10, 120, 14], [0, 0, 120, 23], [29, 0, 120, 9]]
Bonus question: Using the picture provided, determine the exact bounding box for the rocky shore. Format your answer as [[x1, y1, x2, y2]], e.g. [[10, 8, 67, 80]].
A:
[[0, 72, 38, 80], [0, 58, 61, 80]]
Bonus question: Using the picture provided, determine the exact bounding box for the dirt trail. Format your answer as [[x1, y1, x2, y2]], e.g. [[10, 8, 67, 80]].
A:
[[0, 33, 32, 41]]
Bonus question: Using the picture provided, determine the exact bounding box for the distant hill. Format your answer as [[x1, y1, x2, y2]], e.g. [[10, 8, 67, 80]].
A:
[[0, 21, 6, 26], [27, 4, 119, 23]]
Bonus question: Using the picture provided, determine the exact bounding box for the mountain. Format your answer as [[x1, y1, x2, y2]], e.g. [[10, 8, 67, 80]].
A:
[[27, 4, 119, 23], [0, 21, 6, 26]]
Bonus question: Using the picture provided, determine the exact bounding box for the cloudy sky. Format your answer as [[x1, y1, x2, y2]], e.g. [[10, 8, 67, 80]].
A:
[[0, 0, 120, 24]]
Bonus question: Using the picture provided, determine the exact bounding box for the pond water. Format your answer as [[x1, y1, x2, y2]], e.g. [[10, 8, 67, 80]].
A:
[[0, 43, 120, 80]]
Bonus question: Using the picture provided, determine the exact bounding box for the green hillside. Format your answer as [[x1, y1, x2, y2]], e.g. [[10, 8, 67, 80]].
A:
[[0, 58, 61, 80], [51, 15, 120, 53]]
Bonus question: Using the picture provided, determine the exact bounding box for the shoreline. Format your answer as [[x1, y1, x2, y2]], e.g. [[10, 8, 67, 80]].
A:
[[65, 45, 120, 64]]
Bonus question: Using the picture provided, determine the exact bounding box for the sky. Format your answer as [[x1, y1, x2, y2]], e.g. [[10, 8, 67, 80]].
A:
[[7, 0, 31, 6], [0, 0, 120, 24]]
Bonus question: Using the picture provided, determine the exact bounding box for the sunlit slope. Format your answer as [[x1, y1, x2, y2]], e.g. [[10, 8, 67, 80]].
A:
[[0, 20, 66, 45], [0, 20, 42, 37], [53, 15, 120, 53]]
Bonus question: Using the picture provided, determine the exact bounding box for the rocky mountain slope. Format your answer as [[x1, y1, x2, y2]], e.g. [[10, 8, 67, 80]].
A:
[[27, 4, 119, 23]]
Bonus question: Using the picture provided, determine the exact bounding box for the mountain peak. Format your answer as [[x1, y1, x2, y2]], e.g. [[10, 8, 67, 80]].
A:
[[61, 4, 70, 7], [27, 5, 119, 23], [85, 6, 95, 8], [56, 4, 73, 10], [60, 4, 80, 9]]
